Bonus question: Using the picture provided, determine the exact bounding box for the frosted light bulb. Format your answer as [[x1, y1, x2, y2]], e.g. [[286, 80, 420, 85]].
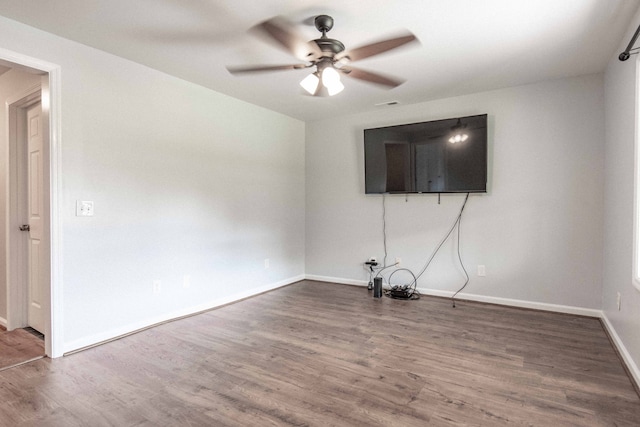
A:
[[327, 80, 344, 96], [300, 73, 319, 95], [322, 67, 341, 86], [321, 67, 344, 96]]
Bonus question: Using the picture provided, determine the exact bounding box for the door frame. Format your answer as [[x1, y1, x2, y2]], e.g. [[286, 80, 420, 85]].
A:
[[1, 47, 62, 358]]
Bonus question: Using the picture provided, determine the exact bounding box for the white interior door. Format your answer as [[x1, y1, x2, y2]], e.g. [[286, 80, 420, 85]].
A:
[[26, 102, 45, 334]]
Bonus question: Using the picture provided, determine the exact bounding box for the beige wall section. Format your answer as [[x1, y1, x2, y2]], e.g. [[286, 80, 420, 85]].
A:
[[0, 68, 43, 324], [0, 15, 306, 351], [306, 74, 605, 310], [602, 7, 640, 384]]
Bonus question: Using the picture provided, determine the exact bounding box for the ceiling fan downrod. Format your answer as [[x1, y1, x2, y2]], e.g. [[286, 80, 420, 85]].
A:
[[313, 15, 345, 56]]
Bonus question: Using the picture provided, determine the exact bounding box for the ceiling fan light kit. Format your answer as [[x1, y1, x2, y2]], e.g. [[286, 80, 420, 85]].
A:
[[227, 14, 418, 97], [300, 61, 344, 96]]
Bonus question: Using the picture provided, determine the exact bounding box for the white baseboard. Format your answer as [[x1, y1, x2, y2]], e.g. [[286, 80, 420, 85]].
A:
[[416, 288, 603, 318], [63, 275, 304, 355], [305, 274, 367, 287], [0, 316, 6, 328], [600, 313, 640, 389], [304, 274, 602, 317]]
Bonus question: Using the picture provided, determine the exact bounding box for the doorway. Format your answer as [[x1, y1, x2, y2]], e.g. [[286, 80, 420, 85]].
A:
[[8, 87, 46, 334], [0, 48, 62, 358], [1, 82, 47, 369]]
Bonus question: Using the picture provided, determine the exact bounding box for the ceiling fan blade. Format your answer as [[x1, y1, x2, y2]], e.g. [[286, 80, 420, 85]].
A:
[[253, 16, 322, 61], [338, 33, 418, 62], [226, 64, 308, 74], [341, 66, 405, 88]]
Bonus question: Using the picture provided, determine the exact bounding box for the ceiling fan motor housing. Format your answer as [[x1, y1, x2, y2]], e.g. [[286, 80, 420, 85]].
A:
[[314, 38, 345, 55]]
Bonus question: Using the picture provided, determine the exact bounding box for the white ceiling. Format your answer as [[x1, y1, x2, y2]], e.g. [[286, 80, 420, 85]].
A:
[[0, 0, 637, 121]]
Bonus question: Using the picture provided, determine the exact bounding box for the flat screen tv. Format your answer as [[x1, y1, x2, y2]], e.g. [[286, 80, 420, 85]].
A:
[[364, 114, 488, 194]]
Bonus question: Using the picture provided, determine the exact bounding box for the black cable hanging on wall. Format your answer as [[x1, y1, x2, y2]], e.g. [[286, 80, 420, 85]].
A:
[[619, 24, 640, 61]]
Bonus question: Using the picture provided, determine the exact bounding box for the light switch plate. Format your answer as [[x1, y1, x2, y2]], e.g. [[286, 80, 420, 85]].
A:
[[76, 200, 94, 216]]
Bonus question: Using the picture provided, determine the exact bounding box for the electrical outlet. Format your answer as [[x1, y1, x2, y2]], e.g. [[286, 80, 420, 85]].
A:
[[153, 280, 162, 295], [183, 275, 191, 289], [264, 258, 270, 269], [617, 292, 621, 311], [477, 265, 486, 277], [395, 257, 402, 266]]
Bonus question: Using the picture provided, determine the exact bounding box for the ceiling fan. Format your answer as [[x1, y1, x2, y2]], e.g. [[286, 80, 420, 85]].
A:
[[226, 15, 418, 97]]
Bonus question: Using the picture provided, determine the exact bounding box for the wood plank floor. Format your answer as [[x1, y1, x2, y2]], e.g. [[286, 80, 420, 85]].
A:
[[0, 326, 44, 371], [0, 280, 638, 426]]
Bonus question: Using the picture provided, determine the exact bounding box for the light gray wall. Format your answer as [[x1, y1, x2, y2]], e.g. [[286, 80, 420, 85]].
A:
[[0, 68, 42, 323], [306, 74, 605, 309], [0, 16, 305, 349], [602, 8, 640, 375]]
